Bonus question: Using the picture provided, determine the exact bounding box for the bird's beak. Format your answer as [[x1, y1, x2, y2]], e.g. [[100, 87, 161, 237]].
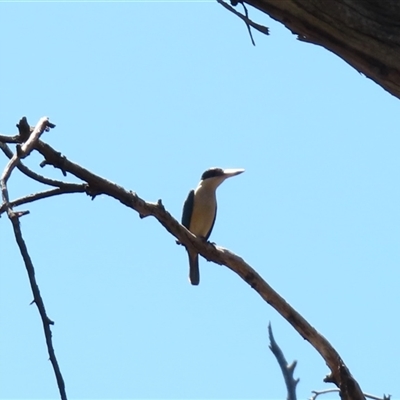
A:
[[222, 168, 245, 178]]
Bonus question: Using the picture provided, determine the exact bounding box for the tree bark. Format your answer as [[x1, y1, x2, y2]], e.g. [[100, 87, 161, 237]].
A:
[[243, 0, 400, 99]]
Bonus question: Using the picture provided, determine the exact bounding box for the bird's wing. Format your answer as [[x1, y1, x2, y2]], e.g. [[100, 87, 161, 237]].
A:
[[181, 189, 194, 229], [204, 203, 217, 241]]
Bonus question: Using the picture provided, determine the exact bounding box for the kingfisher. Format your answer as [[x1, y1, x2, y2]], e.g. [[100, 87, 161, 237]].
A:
[[181, 167, 245, 285]]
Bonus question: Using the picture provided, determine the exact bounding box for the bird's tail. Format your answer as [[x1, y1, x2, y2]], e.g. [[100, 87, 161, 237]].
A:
[[188, 251, 200, 285]]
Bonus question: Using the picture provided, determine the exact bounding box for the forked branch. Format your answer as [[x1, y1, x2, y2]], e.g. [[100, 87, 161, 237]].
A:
[[268, 323, 299, 400], [1, 116, 366, 400], [32, 119, 363, 400], [0, 117, 67, 400], [310, 388, 390, 400]]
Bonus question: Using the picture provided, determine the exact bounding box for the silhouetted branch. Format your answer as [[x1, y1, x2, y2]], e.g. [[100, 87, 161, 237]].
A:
[[0, 133, 19, 143], [9, 214, 67, 400], [17, 116, 54, 159], [234, 0, 400, 99], [1, 116, 367, 399], [310, 389, 390, 400], [0, 117, 67, 400], [23, 117, 363, 398], [216, 0, 269, 46], [268, 322, 298, 400], [0, 185, 87, 216], [0, 141, 80, 188], [1, 117, 54, 212]]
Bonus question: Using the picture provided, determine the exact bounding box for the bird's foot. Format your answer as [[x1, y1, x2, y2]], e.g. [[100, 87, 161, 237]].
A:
[[199, 236, 216, 246], [205, 241, 217, 263]]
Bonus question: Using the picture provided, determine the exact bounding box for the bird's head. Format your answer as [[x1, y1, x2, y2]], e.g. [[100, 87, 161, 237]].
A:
[[200, 167, 245, 189]]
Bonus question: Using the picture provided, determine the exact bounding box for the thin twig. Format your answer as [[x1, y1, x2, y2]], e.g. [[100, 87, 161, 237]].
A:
[[310, 389, 390, 400], [9, 214, 67, 400], [1, 117, 67, 400], [216, 0, 269, 46], [0, 142, 82, 188], [241, 2, 256, 46], [0, 185, 87, 216], [310, 388, 340, 400], [268, 323, 299, 400]]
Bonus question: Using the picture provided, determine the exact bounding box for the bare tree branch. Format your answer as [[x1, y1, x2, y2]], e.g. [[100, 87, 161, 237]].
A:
[[1, 116, 371, 399], [0, 185, 87, 216], [17, 117, 363, 397], [268, 322, 299, 400], [0, 134, 19, 143], [9, 214, 67, 400], [310, 389, 390, 400], [1, 117, 53, 212], [0, 141, 85, 188], [216, 0, 269, 46], [1, 117, 67, 400]]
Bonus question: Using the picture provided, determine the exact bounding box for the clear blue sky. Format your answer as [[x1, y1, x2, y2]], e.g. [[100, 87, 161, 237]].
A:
[[1, 2, 399, 400]]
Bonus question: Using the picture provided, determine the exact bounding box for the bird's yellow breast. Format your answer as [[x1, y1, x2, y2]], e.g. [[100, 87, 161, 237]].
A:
[[189, 184, 216, 238]]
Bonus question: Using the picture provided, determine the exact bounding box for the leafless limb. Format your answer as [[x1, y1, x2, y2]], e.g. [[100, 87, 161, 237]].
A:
[[0, 185, 87, 216], [0, 117, 67, 400], [1, 117, 52, 212], [9, 214, 67, 400], [0, 133, 19, 143], [268, 322, 299, 400], [310, 388, 340, 400], [0, 141, 81, 188], [364, 393, 391, 400], [310, 388, 390, 400], [19, 117, 363, 400], [2, 116, 369, 400], [216, 0, 269, 46]]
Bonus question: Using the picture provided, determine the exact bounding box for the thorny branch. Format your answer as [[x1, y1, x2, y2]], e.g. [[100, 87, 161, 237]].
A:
[[1, 116, 367, 400]]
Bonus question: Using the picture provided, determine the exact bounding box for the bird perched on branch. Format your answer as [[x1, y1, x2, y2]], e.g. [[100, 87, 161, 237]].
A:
[[181, 167, 245, 285]]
